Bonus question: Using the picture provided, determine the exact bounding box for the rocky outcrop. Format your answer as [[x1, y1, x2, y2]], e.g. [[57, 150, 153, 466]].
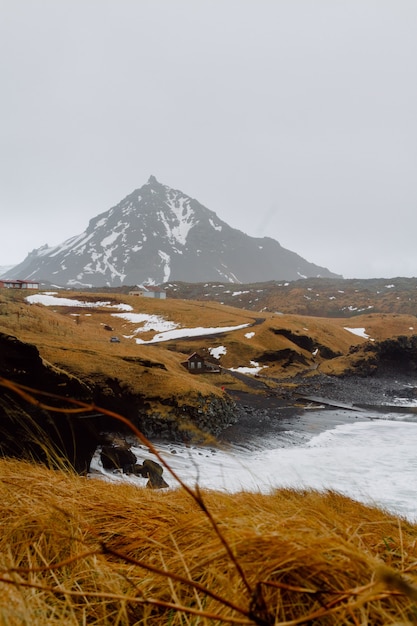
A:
[[0, 332, 100, 473], [0, 333, 238, 471], [164, 277, 417, 317], [374, 335, 417, 371], [137, 393, 237, 442], [256, 348, 310, 368], [347, 335, 417, 376]]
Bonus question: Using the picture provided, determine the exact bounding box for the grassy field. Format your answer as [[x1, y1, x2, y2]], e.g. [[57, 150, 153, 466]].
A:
[[1, 289, 416, 404], [1, 456, 417, 625], [1, 290, 417, 623], [166, 277, 417, 317]]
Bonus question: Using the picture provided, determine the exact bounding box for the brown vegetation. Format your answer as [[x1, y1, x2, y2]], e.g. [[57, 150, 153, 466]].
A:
[[1, 287, 416, 400], [1, 457, 417, 625], [1, 286, 417, 623], [165, 277, 417, 317]]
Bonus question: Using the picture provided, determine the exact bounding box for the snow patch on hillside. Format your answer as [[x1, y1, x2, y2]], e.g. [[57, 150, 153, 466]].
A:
[[344, 327, 373, 340], [132, 323, 250, 345], [100, 232, 121, 247], [158, 250, 171, 282], [230, 361, 266, 374], [209, 346, 227, 359], [26, 294, 132, 310], [209, 218, 222, 231], [164, 192, 196, 245]]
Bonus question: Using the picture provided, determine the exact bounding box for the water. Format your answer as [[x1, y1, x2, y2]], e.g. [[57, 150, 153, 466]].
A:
[[91, 407, 417, 522]]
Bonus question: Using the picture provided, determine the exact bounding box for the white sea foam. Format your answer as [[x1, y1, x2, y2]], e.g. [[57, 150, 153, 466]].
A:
[[91, 412, 417, 522]]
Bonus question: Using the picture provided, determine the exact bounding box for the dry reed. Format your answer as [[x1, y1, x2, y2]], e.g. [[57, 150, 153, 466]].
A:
[[1, 459, 417, 625], [1, 379, 417, 624]]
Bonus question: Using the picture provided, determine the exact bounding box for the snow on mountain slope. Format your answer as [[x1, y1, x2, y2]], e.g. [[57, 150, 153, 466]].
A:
[[8, 176, 341, 287], [0, 265, 15, 278]]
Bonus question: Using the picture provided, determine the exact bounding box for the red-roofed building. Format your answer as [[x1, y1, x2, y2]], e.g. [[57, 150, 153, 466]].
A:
[[0, 279, 39, 290]]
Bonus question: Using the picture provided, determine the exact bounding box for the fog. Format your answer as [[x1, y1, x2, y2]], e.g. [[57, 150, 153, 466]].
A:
[[1, 1, 416, 278]]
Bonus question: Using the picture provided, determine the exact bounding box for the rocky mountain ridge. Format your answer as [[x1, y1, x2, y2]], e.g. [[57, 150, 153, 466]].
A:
[[163, 276, 417, 317], [5, 176, 340, 287], [80, 276, 417, 317]]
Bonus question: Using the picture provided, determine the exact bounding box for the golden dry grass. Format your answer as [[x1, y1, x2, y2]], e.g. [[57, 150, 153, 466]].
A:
[[329, 313, 417, 342], [2, 291, 417, 623], [1, 458, 417, 625], [0, 291, 237, 402], [1, 288, 417, 398]]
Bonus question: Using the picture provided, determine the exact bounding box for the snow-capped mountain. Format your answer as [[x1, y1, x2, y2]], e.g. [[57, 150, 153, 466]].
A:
[[6, 176, 341, 287], [0, 265, 14, 278]]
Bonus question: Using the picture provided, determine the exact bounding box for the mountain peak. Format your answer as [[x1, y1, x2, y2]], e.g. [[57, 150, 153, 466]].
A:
[[7, 178, 342, 286]]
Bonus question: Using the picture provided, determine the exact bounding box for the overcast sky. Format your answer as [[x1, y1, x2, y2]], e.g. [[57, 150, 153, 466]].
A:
[[1, 1, 416, 278]]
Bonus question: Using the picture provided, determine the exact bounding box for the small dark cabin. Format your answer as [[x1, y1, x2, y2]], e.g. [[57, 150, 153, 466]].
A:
[[182, 352, 221, 374]]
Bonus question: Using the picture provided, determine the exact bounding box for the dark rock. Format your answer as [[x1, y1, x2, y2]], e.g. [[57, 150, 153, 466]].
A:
[[130, 459, 168, 488], [131, 463, 146, 476], [346, 335, 417, 377], [136, 459, 169, 489], [100, 445, 137, 472], [256, 348, 309, 367], [0, 332, 100, 473]]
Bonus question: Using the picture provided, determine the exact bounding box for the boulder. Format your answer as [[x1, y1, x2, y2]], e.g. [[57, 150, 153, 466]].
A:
[[100, 445, 137, 472], [133, 458, 169, 489]]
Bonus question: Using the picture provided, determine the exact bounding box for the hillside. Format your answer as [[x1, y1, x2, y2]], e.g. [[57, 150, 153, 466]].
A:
[[1, 286, 417, 471], [2, 288, 417, 624], [2, 286, 416, 392], [164, 276, 417, 317]]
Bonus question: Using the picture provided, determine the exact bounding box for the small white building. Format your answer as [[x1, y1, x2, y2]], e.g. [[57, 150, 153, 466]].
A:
[[128, 285, 166, 299]]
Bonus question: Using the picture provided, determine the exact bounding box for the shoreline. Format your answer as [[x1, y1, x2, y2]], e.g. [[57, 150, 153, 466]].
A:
[[219, 391, 370, 451], [218, 373, 417, 450]]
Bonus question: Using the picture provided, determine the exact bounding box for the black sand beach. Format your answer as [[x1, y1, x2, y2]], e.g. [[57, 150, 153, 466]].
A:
[[219, 373, 417, 449], [220, 391, 366, 449]]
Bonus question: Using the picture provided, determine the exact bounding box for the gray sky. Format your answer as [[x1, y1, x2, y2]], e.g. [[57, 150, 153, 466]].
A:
[[1, 0, 416, 278]]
